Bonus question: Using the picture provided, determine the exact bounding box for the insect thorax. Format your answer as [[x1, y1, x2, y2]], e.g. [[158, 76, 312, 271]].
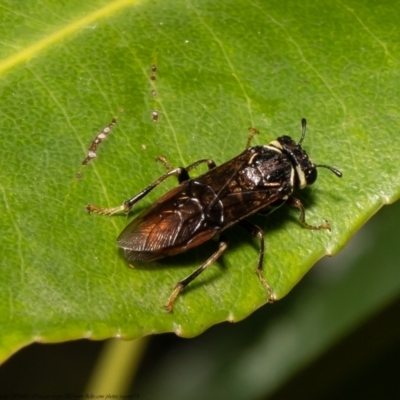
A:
[[237, 146, 295, 193]]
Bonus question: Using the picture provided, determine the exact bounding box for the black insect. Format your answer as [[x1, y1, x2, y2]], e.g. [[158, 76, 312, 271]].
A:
[[87, 118, 342, 311]]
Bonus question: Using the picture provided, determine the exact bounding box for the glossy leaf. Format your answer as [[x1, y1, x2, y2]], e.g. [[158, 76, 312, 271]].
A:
[[0, 0, 399, 362]]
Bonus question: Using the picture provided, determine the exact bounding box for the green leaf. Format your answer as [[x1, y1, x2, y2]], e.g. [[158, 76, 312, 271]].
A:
[[1, 0, 399, 363]]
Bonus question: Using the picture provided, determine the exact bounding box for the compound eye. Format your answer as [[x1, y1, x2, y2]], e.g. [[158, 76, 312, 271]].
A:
[[306, 167, 318, 185]]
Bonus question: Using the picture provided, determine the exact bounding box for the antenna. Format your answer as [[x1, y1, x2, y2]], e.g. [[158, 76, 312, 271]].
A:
[[315, 164, 343, 178], [299, 118, 307, 145], [299, 118, 342, 178]]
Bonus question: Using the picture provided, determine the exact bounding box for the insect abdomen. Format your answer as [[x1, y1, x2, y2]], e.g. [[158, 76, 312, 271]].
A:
[[117, 183, 221, 260]]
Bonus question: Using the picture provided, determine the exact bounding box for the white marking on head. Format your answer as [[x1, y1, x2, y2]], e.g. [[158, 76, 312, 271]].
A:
[[296, 165, 307, 188], [290, 166, 295, 187]]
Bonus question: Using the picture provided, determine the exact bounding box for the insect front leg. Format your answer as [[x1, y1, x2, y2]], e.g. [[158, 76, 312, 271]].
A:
[[165, 236, 228, 312], [87, 166, 192, 215], [288, 197, 331, 230], [239, 220, 275, 302]]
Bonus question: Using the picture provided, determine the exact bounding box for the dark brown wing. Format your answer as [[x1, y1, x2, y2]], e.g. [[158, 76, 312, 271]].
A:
[[117, 185, 217, 261], [219, 188, 286, 229]]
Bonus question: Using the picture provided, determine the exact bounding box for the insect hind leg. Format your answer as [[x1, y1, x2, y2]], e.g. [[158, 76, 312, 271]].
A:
[[87, 165, 191, 215], [186, 158, 217, 172], [239, 220, 275, 302], [87, 157, 218, 216], [157, 155, 217, 183], [165, 237, 228, 312]]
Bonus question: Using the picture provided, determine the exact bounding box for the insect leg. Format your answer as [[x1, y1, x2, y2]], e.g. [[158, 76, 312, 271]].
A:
[[239, 220, 275, 302], [87, 166, 192, 215], [157, 156, 216, 182], [246, 127, 260, 148], [156, 155, 175, 171], [87, 158, 218, 215], [186, 159, 217, 172], [288, 197, 331, 230], [165, 238, 228, 312]]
